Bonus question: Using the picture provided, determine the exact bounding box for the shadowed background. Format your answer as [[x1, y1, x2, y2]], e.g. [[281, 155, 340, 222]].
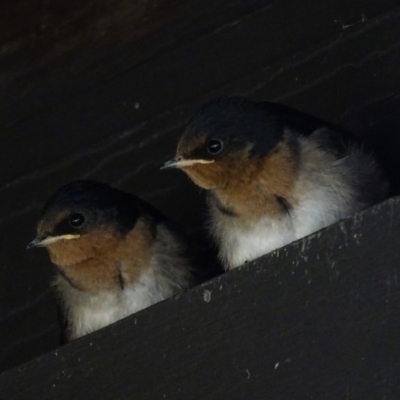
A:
[[1, 0, 400, 372]]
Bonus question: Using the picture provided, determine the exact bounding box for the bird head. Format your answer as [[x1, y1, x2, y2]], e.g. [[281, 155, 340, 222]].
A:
[[28, 180, 150, 290], [162, 97, 286, 190]]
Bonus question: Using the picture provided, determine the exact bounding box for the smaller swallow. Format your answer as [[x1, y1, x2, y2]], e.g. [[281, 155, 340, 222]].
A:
[[28, 180, 195, 341], [163, 96, 389, 270]]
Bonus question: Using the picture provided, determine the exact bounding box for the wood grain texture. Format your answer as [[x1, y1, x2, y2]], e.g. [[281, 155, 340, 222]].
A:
[[1, 196, 400, 399], [1, 0, 399, 185], [1, 0, 400, 373]]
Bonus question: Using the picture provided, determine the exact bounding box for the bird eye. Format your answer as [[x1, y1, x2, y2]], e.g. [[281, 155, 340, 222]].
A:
[[69, 213, 85, 228], [207, 139, 223, 155]]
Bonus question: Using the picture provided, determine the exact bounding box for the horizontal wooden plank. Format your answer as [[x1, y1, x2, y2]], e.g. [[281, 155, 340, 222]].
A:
[[1, 196, 399, 399]]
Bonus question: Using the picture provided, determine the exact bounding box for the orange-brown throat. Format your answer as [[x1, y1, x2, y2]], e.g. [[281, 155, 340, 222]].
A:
[[47, 218, 154, 292], [177, 137, 254, 190], [210, 137, 299, 219]]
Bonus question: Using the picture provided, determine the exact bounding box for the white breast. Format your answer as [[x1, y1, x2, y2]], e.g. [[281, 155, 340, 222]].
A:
[[58, 266, 172, 340], [209, 139, 367, 270], [211, 189, 353, 270], [211, 211, 294, 270], [56, 247, 192, 340]]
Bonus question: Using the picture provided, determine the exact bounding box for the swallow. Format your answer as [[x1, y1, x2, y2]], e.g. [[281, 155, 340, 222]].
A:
[[162, 96, 389, 270], [28, 180, 195, 341]]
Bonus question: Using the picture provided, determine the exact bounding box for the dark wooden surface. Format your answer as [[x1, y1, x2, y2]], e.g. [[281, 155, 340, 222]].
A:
[[1, 0, 400, 378], [1, 196, 400, 399]]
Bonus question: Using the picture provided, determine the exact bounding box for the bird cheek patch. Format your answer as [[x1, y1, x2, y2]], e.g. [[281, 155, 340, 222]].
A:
[[48, 230, 122, 291], [182, 162, 228, 190], [47, 237, 93, 267]]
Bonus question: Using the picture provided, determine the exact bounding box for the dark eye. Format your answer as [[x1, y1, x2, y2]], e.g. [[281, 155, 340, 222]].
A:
[[207, 139, 223, 155], [69, 213, 85, 228]]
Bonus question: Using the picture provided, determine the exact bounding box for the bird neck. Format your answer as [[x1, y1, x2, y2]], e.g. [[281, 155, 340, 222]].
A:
[[52, 218, 154, 292], [212, 138, 299, 220]]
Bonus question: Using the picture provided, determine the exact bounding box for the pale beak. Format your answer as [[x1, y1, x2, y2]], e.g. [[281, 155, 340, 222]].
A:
[[161, 156, 214, 169], [27, 234, 81, 249]]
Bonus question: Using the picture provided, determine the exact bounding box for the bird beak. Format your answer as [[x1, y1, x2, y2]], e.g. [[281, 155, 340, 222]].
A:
[[161, 156, 214, 169], [27, 234, 81, 249]]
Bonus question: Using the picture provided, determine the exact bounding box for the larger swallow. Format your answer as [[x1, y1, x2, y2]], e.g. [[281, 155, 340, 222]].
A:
[[162, 96, 389, 270], [28, 180, 195, 340]]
